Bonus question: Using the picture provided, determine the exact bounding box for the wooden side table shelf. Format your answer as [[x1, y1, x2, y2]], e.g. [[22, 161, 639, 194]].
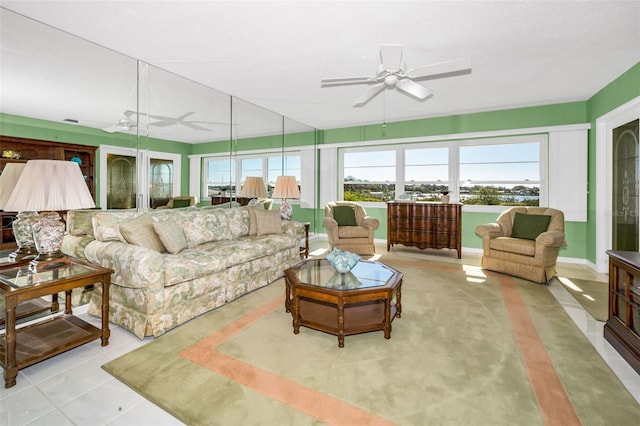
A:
[[296, 221, 310, 259], [604, 250, 640, 374], [0, 259, 112, 388]]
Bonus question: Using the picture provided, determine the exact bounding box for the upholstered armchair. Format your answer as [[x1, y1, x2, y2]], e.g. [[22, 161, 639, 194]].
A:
[[156, 195, 197, 209], [475, 207, 567, 283], [323, 201, 380, 255]]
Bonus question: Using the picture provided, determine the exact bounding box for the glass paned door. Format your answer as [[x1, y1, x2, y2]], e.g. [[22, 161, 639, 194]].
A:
[[149, 159, 173, 208], [106, 154, 136, 209], [612, 119, 640, 251]]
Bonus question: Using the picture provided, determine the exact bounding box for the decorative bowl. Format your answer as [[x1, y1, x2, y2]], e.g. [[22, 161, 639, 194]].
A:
[[326, 248, 361, 274]]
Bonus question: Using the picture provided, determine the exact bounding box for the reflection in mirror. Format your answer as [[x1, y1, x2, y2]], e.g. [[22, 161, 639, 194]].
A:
[[136, 63, 231, 209], [284, 117, 318, 233]]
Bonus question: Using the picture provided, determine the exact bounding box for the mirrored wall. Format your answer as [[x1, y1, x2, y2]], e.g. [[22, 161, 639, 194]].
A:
[[0, 7, 318, 233]]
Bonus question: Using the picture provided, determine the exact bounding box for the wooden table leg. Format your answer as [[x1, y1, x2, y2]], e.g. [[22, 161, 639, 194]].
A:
[[3, 296, 17, 388], [396, 282, 402, 318], [337, 301, 345, 347], [65, 290, 72, 314], [292, 294, 300, 334], [383, 297, 391, 339], [101, 277, 110, 346]]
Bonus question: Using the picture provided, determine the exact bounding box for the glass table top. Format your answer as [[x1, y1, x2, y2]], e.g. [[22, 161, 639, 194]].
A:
[[0, 262, 99, 290], [295, 260, 396, 290]]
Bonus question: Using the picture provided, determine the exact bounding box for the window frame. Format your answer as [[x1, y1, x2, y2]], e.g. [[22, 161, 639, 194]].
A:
[[338, 134, 547, 212]]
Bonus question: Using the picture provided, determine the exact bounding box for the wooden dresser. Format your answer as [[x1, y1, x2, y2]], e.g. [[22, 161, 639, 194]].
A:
[[604, 250, 640, 374], [387, 201, 462, 258]]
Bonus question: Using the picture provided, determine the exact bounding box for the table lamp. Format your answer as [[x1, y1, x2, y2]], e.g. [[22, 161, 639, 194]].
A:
[[271, 175, 300, 220], [240, 176, 267, 206], [0, 163, 39, 261], [4, 160, 96, 270]]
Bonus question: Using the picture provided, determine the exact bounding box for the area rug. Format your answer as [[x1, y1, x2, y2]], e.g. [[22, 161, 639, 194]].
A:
[[102, 258, 639, 425], [554, 276, 609, 321]]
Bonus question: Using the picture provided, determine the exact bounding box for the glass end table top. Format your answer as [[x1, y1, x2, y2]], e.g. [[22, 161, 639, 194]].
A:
[[295, 259, 397, 290], [0, 262, 100, 290]]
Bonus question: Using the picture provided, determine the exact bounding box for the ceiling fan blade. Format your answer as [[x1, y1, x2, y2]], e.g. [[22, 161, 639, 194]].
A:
[[181, 122, 211, 131], [380, 44, 403, 72], [407, 57, 472, 79], [101, 126, 120, 133], [396, 79, 433, 100], [353, 83, 385, 107], [321, 76, 376, 86]]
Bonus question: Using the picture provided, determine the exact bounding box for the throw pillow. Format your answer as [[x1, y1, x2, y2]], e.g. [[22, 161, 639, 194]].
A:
[[247, 205, 263, 236], [255, 209, 283, 236], [119, 213, 166, 252], [152, 219, 188, 254], [172, 198, 192, 208], [511, 212, 552, 240], [332, 205, 357, 226]]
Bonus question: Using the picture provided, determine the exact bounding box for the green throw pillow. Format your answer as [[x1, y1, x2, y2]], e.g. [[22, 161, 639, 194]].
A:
[[511, 212, 552, 240], [333, 205, 357, 226], [172, 198, 191, 208]]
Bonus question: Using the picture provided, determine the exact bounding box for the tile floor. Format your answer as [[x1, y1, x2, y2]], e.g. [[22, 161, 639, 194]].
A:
[[1, 246, 638, 425]]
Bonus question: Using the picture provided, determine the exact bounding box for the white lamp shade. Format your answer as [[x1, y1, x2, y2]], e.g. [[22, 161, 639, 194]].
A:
[[271, 176, 300, 199], [240, 176, 267, 198], [0, 163, 26, 209], [4, 160, 96, 211]]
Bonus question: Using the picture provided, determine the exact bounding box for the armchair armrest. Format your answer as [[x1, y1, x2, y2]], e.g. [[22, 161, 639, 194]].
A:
[[323, 217, 339, 242], [361, 216, 380, 230], [536, 230, 567, 247], [475, 223, 503, 239]]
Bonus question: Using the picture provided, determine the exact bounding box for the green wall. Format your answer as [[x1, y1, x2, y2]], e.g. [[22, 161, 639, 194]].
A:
[[585, 62, 640, 263]]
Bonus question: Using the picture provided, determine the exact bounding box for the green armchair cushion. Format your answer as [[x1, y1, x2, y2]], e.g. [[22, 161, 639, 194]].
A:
[[333, 205, 357, 226], [172, 198, 192, 208], [511, 213, 551, 240]]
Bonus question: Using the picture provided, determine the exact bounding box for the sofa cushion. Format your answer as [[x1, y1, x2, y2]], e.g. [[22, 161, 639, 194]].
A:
[[255, 209, 283, 236], [93, 211, 144, 242], [511, 212, 551, 240], [162, 249, 227, 286], [338, 226, 370, 238], [247, 205, 264, 236], [67, 209, 99, 236], [489, 237, 536, 257], [333, 205, 357, 226], [178, 209, 232, 248], [119, 213, 166, 252], [153, 219, 188, 254]]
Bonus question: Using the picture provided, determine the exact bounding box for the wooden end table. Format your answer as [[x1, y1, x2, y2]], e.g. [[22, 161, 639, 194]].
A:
[[0, 259, 112, 388], [284, 259, 403, 347]]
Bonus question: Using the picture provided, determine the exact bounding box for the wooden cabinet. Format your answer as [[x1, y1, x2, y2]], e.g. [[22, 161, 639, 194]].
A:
[[0, 136, 96, 200], [0, 212, 18, 250], [387, 201, 462, 258], [604, 250, 640, 374]]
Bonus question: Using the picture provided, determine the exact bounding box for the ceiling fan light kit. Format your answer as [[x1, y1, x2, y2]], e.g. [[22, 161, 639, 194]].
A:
[[321, 44, 471, 107]]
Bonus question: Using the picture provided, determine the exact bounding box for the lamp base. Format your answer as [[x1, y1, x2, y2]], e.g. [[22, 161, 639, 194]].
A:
[[280, 200, 292, 220], [29, 252, 70, 272], [8, 246, 38, 262]]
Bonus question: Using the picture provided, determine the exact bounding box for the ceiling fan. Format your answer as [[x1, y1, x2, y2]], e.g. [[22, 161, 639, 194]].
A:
[[321, 44, 472, 107], [102, 110, 136, 133], [102, 111, 226, 133]]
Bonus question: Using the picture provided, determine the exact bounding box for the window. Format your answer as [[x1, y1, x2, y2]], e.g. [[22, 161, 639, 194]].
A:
[[343, 150, 396, 201], [206, 158, 236, 198], [459, 142, 540, 206], [404, 147, 449, 201], [204, 152, 301, 199], [340, 137, 542, 207]]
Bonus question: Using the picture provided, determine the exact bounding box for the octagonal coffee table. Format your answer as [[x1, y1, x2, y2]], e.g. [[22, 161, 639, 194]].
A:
[[284, 258, 403, 347]]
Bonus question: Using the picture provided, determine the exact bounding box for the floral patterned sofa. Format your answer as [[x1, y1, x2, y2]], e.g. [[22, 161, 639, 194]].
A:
[[61, 206, 304, 338]]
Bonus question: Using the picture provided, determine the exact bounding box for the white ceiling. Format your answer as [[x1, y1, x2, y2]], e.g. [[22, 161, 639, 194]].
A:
[[1, 0, 639, 142]]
